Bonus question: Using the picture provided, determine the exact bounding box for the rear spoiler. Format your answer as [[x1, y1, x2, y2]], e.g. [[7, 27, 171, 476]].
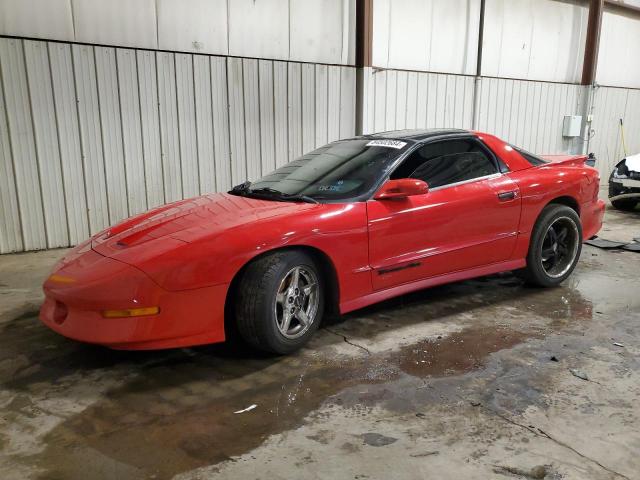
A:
[[540, 153, 596, 167]]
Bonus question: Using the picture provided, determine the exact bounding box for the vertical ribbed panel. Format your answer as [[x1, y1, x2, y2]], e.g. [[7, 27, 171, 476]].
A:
[[136, 50, 164, 208], [193, 55, 215, 194], [210, 56, 231, 191], [243, 58, 261, 180], [361, 68, 590, 159], [272, 61, 288, 168], [301, 63, 316, 153], [589, 86, 640, 177], [0, 38, 46, 250], [327, 66, 341, 142], [395, 70, 408, 130], [314, 64, 328, 147], [340, 67, 356, 139], [258, 60, 276, 174], [363, 68, 475, 135], [478, 77, 584, 155], [23, 40, 69, 248], [175, 53, 199, 198], [0, 39, 358, 253], [72, 44, 109, 234], [227, 57, 246, 185], [157, 51, 182, 202], [622, 90, 640, 160], [0, 46, 23, 253], [116, 48, 147, 215], [49, 42, 89, 244], [287, 63, 302, 160], [94, 46, 128, 224]]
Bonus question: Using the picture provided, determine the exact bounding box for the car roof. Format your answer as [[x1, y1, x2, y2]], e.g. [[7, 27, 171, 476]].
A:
[[358, 128, 471, 142]]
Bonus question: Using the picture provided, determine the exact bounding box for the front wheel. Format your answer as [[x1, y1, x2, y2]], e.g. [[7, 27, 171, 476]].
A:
[[519, 204, 582, 287], [235, 250, 324, 354]]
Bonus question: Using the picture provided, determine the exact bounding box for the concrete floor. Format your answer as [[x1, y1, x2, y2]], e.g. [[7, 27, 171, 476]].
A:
[[1, 205, 639, 480]]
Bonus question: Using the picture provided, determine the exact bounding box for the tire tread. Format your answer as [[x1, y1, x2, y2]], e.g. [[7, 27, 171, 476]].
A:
[[521, 204, 582, 287], [235, 250, 323, 354]]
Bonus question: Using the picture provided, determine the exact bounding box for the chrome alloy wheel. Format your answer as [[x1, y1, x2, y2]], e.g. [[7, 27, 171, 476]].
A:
[[274, 266, 319, 339], [540, 216, 580, 278]]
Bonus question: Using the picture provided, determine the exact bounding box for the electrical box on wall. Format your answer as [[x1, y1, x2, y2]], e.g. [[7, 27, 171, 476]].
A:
[[562, 115, 582, 137]]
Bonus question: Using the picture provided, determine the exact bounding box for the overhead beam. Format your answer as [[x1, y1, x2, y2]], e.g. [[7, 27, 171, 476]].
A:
[[581, 0, 604, 85], [604, 0, 640, 17]]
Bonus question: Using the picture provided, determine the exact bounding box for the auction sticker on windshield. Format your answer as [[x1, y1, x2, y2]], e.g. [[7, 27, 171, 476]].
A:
[[366, 140, 407, 149]]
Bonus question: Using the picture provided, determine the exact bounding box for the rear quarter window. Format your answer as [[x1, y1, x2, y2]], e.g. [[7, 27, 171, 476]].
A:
[[512, 146, 548, 166]]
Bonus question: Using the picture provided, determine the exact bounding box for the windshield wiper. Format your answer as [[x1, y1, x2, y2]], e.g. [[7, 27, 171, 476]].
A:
[[249, 187, 319, 204], [230, 181, 252, 193], [230, 183, 317, 204]]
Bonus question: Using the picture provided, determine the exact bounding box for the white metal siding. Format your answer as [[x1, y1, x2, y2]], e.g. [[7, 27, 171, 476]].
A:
[[0, 38, 47, 250], [477, 77, 586, 155], [372, 0, 589, 83], [0, 0, 356, 66], [361, 68, 588, 157], [72, 0, 158, 50], [590, 86, 640, 177], [482, 0, 588, 83], [372, 0, 480, 76], [361, 68, 475, 134], [597, 11, 640, 89], [157, 0, 228, 55], [0, 37, 357, 253], [0, 0, 74, 41]]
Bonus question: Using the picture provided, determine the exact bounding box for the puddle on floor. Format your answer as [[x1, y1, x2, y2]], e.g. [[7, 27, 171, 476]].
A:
[[0, 270, 610, 480], [26, 323, 544, 480]]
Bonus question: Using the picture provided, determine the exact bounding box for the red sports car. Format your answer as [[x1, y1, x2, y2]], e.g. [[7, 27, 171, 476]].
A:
[[40, 129, 605, 354]]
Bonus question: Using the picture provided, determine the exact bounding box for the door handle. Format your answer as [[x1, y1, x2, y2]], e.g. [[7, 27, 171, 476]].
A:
[[497, 191, 516, 201]]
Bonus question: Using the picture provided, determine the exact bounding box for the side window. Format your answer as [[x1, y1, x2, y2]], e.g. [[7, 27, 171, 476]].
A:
[[390, 139, 498, 189]]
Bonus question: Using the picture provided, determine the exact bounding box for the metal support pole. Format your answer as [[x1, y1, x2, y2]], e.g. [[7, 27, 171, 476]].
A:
[[355, 0, 373, 135], [581, 0, 604, 86], [471, 0, 486, 130]]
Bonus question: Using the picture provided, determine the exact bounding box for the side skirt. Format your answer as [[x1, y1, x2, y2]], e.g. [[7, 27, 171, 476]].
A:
[[339, 258, 527, 314]]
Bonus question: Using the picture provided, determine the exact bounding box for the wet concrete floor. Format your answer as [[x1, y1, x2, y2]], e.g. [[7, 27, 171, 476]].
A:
[[1, 205, 639, 479]]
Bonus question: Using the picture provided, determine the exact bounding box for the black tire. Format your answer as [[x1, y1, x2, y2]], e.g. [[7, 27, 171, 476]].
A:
[[520, 204, 582, 287], [235, 250, 324, 354], [610, 198, 638, 211]]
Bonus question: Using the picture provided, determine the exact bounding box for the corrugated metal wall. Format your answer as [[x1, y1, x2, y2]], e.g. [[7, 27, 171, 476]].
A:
[[0, 37, 356, 254], [361, 68, 476, 134], [590, 86, 640, 175], [476, 77, 586, 155], [361, 68, 586, 155]]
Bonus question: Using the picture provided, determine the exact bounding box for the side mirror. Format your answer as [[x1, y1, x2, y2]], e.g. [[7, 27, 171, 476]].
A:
[[374, 178, 429, 200]]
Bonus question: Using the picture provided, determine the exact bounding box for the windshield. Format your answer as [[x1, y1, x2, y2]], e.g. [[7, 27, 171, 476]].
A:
[[235, 139, 408, 201]]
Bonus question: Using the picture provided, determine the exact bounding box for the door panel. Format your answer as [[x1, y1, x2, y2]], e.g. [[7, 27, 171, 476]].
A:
[[367, 174, 521, 291]]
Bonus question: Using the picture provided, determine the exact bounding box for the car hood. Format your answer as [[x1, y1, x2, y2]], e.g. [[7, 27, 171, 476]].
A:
[[92, 193, 318, 254]]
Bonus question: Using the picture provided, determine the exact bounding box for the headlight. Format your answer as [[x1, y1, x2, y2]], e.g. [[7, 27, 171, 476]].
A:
[[612, 168, 627, 179]]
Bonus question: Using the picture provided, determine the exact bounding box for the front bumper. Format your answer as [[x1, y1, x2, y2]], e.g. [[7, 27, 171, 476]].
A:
[[609, 178, 640, 201], [39, 248, 228, 350]]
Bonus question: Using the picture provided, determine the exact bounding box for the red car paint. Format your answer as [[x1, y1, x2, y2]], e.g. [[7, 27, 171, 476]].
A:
[[40, 131, 605, 350]]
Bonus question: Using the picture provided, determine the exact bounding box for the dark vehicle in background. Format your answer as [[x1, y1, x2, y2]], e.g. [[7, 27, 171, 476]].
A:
[[609, 154, 640, 211]]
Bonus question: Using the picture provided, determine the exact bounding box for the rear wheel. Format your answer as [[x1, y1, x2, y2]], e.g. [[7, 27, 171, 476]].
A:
[[235, 250, 324, 354], [520, 204, 582, 287]]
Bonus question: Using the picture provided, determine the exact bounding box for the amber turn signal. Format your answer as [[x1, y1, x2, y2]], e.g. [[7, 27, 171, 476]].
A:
[[48, 274, 76, 284], [101, 306, 160, 318]]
